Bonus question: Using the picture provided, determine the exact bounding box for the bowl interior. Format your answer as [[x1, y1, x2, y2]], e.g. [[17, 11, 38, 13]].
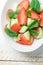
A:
[[1, 0, 43, 52]]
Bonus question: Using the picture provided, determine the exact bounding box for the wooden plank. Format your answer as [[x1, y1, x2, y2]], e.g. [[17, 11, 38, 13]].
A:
[[0, 40, 43, 61], [0, 41, 43, 62], [0, 62, 43, 65]]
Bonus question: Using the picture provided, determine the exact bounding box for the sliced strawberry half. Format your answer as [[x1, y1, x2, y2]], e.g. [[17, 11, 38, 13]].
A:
[[18, 0, 30, 11], [40, 11, 43, 27], [11, 23, 21, 33], [30, 10, 40, 20], [17, 34, 34, 45], [18, 8, 27, 25]]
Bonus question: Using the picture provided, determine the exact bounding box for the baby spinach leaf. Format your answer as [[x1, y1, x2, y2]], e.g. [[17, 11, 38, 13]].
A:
[[13, 13, 18, 19], [28, 20, 39, 29], [30, 0, 40, 13], [30, 30, 38, 36], [26, 10, 31, 17], [8, 12, 14, 19], [15, 8, 19, 14], [7, 11, 18, 19], [5, 27, 18, 37]]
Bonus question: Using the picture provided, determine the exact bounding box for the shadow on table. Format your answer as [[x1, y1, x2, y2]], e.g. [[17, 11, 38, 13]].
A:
[[20, 45, 43, 57]]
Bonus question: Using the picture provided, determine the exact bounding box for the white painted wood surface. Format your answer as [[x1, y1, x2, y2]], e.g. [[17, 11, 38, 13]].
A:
[[0, 62, 43, 65], [0, 0, 43, 65]]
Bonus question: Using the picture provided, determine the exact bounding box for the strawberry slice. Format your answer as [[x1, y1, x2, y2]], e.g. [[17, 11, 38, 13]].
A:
[[30, 10, 40, 20], [6, 9, 13, 21], [40, 11, 43, 27], [17, 40, 30, 45], [17, 34, 34, 45], [18, 0, 30, 11], [11, 23, 21, 33], [18, 8, 27, 25]]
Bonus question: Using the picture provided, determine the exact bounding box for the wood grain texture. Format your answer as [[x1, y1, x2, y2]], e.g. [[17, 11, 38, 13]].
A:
[[0, 62, 43, 65], [0, 46, 43, 62]]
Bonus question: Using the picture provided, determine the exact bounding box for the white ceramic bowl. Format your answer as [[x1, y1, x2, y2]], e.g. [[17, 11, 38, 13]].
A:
[[1, 0, 43, 52]]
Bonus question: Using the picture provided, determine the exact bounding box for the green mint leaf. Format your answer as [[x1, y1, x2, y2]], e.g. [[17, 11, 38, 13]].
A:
[[30, 0, 40, 13]]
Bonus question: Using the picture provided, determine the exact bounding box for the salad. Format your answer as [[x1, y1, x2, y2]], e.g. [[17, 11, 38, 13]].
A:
[[4, 0, 43, 45]]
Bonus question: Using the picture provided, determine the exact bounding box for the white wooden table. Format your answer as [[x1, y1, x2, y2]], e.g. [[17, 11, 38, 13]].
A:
[[0, 0, 43, 65]]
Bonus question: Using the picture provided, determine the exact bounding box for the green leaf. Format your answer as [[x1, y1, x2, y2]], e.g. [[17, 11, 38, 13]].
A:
[[7, 12, 18, 19], [5, 27, 18, 37], [8, 12, 14, 19], [30, 30, 38, 36], [28, 20, 39, 29], [30, 0, 40, 13], [13, 13, 18, 19], [13, 8, 19, 19], [26, 10, 31, 17], [15, 8, 19, 14]]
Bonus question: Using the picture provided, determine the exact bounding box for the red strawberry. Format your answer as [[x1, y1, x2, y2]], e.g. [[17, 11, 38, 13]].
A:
[[17, 34, 34, 45], [17, 40, 30, 45], [6, 9, 13, 21], [18, 0, 30, 11], [18, 8, 27, 25], [40, 11, 43, 27], [30, 10, 40, 20], [11, 23, 21, 33], [7, 9, 13, 12]]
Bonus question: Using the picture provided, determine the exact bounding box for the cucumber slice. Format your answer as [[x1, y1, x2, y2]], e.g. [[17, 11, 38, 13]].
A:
[[7, 19, 18, 28], [36, 27, 43, 38], [27, 18, 34, 26], [14, 34, 20, 41], [40, 4, 43, 11], [27, 20, 39, 30], [14, 31, 30, 41], [14, 37, 19, 41], [7, 24, 10, 29], [11, 19, 18, 27], [14, 37, 18, 41], [39, 0, 43, 11], [42, 28, 43, 37], [23, 31, 30, 40], [19, 26, 27, 33]]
